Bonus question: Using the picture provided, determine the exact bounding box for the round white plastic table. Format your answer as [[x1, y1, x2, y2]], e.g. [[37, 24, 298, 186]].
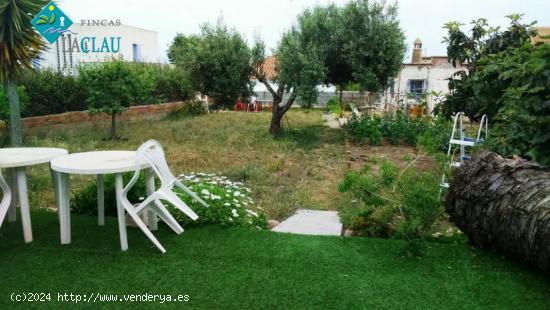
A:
[[0, 147, 69, 242], [50, 151, 157, 251]]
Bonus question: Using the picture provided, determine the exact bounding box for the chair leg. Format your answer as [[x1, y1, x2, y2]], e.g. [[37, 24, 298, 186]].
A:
[[124, 204, 166, 253], [160, 189, 199, 221], [151, 200, 184, 234], [97, 174, 105, 226], [145, 169, 158, 231], [115, 174, 128, 251]]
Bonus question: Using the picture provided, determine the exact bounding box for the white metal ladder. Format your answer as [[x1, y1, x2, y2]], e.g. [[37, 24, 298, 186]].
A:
[[440, 112, 488, 189]]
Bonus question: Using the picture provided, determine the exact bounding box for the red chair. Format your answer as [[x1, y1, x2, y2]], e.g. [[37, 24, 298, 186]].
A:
[[234, 101, 246, 111]]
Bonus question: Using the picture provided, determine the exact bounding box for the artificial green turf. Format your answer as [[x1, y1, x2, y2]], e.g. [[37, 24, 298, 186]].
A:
[[1, 210, 549, 309]]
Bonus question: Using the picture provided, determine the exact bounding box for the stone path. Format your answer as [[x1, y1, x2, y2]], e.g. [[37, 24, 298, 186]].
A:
[[272, 209, 343, 236], [323, 114, 342, 129]]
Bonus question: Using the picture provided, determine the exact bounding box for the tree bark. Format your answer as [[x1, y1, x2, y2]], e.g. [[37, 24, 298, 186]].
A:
[[445, 151, 550, 273], [4, 80, 23, 146]]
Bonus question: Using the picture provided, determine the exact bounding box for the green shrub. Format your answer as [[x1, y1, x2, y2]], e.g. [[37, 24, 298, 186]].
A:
[[0, 85, 29, 121], [338, 160, 446, 240], [18, 69, 87, 117], [71, 172, 267, 229], [128, 63, 193, 105], [12, 64, 193, 119], [346, 112, 451, 152], [168, 100, 207, 119]]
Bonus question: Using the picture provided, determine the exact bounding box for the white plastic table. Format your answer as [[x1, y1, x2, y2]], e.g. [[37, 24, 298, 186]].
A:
[[0, 147, 69, 242], [50, 151, 157, 250]]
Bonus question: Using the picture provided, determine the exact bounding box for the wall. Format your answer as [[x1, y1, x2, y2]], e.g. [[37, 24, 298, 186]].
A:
[[39, 23, 161, 72], [19, 102, 183, 129]]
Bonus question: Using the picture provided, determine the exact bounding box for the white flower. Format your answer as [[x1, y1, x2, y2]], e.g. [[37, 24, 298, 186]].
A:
[[246, 209, 259, 217], [201, 189, 210, 196], [138, 197, 145, 201], [224, 202, 231, 206], [231, 209, 239, 217], [234, 191, 241, 197]]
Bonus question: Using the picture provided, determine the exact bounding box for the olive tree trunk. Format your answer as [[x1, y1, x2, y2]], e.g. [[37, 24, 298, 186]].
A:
[[3, 80, 23, 146], [445, 151, 550, 273]]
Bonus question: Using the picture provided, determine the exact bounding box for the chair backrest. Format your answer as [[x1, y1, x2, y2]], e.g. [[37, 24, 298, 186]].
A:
[[137, 140, 177, 186], [0, 170, 13, 226]]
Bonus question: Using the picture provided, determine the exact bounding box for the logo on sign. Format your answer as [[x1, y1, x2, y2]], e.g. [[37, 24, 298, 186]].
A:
[[31, 2, 73, 44]]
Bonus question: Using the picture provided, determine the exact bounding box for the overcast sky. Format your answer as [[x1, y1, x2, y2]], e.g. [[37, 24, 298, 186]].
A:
[[60, 0, 550, 61]]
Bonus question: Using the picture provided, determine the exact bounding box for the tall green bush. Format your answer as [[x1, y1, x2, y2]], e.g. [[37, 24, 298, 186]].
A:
[[79, 59, 144, 140], [18, 69, 87, 116], [484, 44, 550, 165]]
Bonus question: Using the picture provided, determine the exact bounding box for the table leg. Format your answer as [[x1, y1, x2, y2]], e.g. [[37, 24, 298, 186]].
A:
[[50, 167, 59, 211], [145, 169, 158, 231], [7, 168, 17, 222], [97, 174, 105, 226], [115, 174, 128, 251], [15, 167, 32, 243], [55, 171, 71, 244]]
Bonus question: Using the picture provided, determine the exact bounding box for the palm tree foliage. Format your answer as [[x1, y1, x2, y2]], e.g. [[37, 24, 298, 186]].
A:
[[0, 0, 47, 145], [0, 0, 47, 81]]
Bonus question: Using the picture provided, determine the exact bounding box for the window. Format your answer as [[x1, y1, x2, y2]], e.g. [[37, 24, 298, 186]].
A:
[[408, 79, 425, 95], [132, 44, 141, 62]]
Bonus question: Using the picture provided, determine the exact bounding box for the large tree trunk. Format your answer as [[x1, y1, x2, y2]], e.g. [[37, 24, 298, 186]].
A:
[[269, 109, 284, 136], [4, 80, 23, 146], [445, 151, 550, 273]]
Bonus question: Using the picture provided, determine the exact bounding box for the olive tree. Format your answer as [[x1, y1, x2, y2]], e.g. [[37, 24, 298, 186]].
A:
[[252, 0, 406, 134], [168, 22, 253, 110], [251, 32, 325, 135], [299, 0, 406, 113]]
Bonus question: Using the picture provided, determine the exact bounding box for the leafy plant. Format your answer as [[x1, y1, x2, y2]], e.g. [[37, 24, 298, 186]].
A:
[[17, 69, 87, 117], [339, 158, 446, 241], [442, 15, 537, 120], [168, 100, 207, 119], [485, 44, 550, 165], [346, 112, 451, 152]]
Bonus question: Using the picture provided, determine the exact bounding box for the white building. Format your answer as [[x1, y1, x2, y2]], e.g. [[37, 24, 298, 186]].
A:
[[37, 23, 161, 73], [381, 38, 468, 111]]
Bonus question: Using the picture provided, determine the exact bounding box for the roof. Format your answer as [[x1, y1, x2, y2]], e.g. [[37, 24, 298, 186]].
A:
[[532, 27, 550, 44], [257, 56, 277, 80]]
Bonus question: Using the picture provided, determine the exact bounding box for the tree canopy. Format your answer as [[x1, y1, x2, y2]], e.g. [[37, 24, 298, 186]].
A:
[[441, 15, 539, 120], [168, 22, 252, 109], [252, 0, 406, 134]]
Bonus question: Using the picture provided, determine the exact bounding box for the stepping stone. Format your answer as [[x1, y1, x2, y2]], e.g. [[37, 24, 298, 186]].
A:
[[272, 209, 342, 236]]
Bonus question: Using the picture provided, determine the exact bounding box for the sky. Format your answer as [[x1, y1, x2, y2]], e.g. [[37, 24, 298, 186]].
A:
[[60, 0, 550, 62]]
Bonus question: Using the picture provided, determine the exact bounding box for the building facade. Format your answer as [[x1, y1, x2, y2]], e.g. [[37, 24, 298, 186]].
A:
[[381, 38, 467, 112], [37, 23, 160, 73]]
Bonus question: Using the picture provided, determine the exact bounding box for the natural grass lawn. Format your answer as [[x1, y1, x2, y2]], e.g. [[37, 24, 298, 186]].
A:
[[0, 211, 548, 309], [18, 110, 349, 220]]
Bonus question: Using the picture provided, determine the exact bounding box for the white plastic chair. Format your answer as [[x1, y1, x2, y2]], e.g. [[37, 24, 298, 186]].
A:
[[120, 140, 209, 253], [0, 170, 12, 228]]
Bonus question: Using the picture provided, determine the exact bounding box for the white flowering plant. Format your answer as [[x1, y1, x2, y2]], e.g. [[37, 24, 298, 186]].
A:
[[171, 173, 268, 229]]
